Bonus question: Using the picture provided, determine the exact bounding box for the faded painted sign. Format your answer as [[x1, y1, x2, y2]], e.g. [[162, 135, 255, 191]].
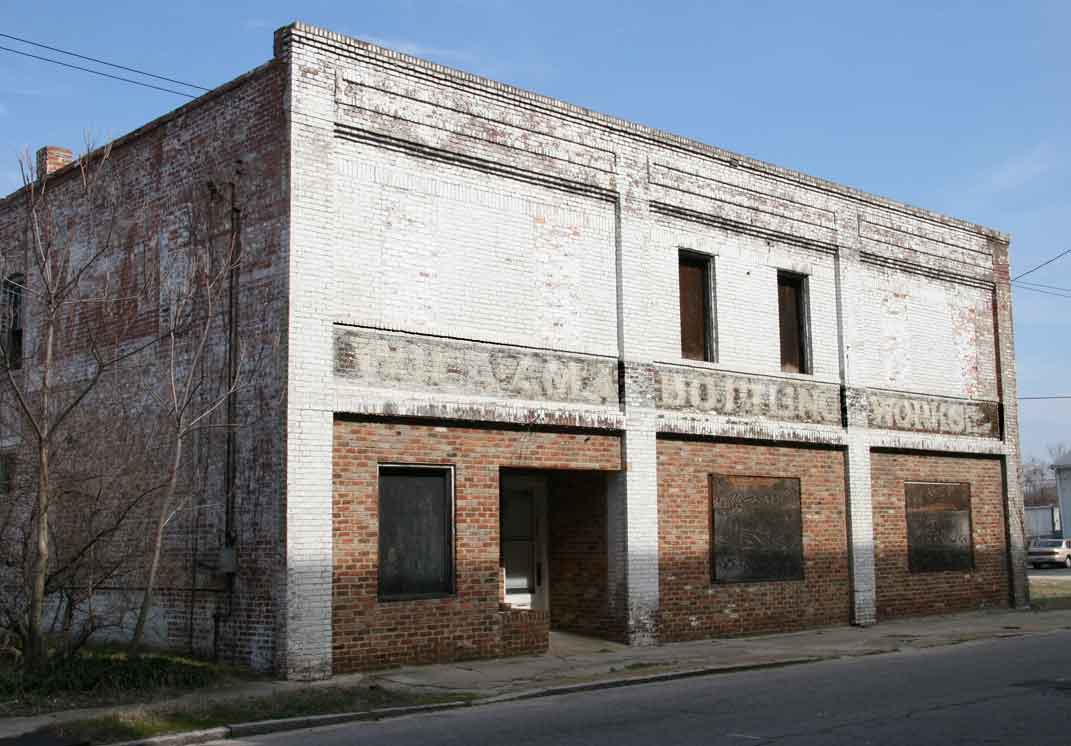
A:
[[865, 392, 999, 439], [334, 327, 619, 406], [655, 366, 842, 426]]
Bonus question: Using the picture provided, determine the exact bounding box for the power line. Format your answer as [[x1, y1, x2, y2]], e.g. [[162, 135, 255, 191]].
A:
[[0, 32, 210, 91], [1015, 279, 1071, 293], [1013, 247, 1071, 282], [0, 45, 197, 98], [1012, 283, 1071, 299], [1020, 396, 1071, 400]]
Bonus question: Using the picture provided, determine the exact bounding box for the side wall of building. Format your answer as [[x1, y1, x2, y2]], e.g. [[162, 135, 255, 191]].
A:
[[0, 62, 290, 672]]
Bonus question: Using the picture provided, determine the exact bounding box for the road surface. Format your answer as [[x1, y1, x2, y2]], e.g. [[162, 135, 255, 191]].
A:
[[218, 631, 1071, 745]]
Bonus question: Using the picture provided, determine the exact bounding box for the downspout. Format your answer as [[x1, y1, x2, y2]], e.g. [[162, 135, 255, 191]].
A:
[[213, 162, 242, 661]]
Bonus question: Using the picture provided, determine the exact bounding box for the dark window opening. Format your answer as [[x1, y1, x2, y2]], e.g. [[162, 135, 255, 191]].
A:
[[905, 482, 974, 573], [2, 275, 22, 370], [378, 466, 454, 600], [679, 252, 713, 361], [711, 475, 804, 583], [0, 454, 13, 494], [777, 272, 809, 374]]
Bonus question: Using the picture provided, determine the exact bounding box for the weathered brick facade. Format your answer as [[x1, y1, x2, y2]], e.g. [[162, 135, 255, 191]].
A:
[[657, 439, 851, 640], [331, 418, 621, 671], [0, 20, 1028, 678], [871, 452, 1009, 619]]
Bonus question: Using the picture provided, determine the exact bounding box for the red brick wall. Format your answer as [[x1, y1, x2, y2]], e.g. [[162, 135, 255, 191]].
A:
[[547, 472, 625, 642], [657, 438, 851, 640], [332, 418, 622, 672], [872, 452, 1009, 619]]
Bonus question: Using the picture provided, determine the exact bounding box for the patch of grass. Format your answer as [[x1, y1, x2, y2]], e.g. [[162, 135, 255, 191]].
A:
[[46, 685, 475, 745], [0, 647, 256, 716], [1029, 578, 1071, 610], [608, 660, 677, 673]]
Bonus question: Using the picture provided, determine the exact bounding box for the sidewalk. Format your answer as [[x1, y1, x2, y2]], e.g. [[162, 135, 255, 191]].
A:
[[3, 607, 1068, 742], [373, 606, 1071, 699]]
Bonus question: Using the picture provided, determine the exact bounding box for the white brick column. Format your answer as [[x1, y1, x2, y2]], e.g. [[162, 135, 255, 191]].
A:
[[279, 26, 340, 678], [609, 146, 662, 644], [835, 210, 877, 625]]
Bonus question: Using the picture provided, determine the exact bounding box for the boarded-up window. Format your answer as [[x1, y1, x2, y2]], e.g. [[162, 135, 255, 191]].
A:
[[711, 475, 804, 583], [777, 272, 808, 374], [905, 482, 973, 573], [679, 253, 712, 361], [378, 466, 454, 599]]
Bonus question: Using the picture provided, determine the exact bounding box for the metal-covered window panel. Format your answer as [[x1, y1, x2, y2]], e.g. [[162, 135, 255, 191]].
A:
[[905, 481, 974, 573], [710, 474, 804, 583], [679, 252, 712, 362], [378, 465, 455, 600]]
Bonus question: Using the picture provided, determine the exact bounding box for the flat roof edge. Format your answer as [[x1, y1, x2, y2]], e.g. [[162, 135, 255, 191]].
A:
[[282, 20, 1009, 244]]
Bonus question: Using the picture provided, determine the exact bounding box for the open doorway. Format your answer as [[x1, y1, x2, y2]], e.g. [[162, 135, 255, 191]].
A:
[[500, 469, 626, 643], [500, 473, 549, 611]]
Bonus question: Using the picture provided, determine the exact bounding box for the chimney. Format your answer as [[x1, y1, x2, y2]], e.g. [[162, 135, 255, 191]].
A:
[[35, 146, 74, 178]]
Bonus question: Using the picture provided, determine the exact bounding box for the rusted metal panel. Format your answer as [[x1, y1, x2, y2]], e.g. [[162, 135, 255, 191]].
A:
[[711, 475, 804, 583], [678, 255, 710, 361], [905, 482, 974, 573]]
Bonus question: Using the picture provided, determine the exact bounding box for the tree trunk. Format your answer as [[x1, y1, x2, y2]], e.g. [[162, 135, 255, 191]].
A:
[[129, 433, 183, 655], [25, 313, 54, 672]]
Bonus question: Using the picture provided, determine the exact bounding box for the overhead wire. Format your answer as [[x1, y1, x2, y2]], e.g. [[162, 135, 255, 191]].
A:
[[0, 44, 197, 98], [1013, 247, 1071, 282], [0, 32, 210, 91]]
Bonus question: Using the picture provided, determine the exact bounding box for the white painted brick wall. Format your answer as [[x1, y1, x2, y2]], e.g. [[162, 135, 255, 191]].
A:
[[853, 264, 998, 400], [332, 142, 618, 356]]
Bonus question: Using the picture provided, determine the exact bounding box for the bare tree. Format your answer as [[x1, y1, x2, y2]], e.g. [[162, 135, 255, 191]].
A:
[[0, 140, 162, 670], [128, 175, 246, 655]]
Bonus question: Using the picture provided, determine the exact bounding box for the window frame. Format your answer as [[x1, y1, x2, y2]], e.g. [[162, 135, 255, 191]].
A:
[[776, 270, 812, 375], [2, 274, 23, 371], [0, 453, 14, 495], [678, 250, 716, 363], [376, 463, 456, 602]]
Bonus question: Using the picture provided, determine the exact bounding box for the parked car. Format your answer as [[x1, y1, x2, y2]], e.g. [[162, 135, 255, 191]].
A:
[[1028, 538, 1071, 569]]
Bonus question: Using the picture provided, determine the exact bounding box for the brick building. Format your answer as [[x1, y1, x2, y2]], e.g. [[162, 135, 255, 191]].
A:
[[0, 22, 1026, 679]]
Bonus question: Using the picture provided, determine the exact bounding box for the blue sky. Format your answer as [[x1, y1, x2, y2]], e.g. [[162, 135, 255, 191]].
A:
[[2, 1, 1068, 461]]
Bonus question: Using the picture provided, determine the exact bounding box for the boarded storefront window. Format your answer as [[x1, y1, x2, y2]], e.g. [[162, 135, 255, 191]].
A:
[[905, 482, 973, 573], [711, 475, 804, 583], [378, 466, 454, 599]]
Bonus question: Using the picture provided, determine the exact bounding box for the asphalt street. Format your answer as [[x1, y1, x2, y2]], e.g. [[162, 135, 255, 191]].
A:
[[214, 630, 1071, 746]]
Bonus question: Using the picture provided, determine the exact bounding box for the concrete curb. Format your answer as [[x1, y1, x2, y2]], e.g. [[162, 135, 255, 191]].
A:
[[104, 656, 827, 746]]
